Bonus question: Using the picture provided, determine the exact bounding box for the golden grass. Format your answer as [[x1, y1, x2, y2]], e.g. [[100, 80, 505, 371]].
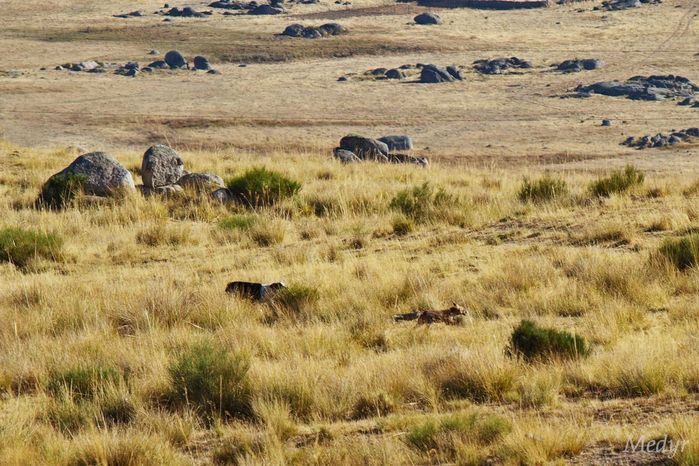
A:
[[0, 141, 698, 464]]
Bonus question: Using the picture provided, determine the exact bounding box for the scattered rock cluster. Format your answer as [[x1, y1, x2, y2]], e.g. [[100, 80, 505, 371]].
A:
[[140, 144, 225, 195], [622, 128, 699, 149], [281, 23, 347, 39], [164, 6, 212, 17], [473, 57, 531, 74], [679, 97, 699, 108], [575, 75, 698, 101], [40, 145, 227, 201], [333, 135, 428, 166], [113, 10, 145, 18], [414, 12, 442, 25], [555, 58, 602, 73], [342, 63, 464, 83], [594, 0, 661, 11], [54, 51, 217, 77]]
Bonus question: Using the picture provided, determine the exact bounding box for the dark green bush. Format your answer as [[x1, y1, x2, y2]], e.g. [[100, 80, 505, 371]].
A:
[[658, 233, 699, 271], [508, 320, 589, 362], [167, 341, 253, 423], [37, 173, 86, 209], [226, 167, 301, 208], [389, 182, 461, 223], [589, 165, 644, 198], [0, 227, 63, 269], [46, 365, 120, 400], [518, 176, 568, 203]]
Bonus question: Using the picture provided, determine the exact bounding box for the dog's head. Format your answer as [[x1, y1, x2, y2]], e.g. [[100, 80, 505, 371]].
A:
[[269, 282, 287, 290], [447, 304, 465, 316]]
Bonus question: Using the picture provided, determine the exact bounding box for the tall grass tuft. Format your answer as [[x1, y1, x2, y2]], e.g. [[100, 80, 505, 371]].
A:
[[518, 176, 568, 203], [589, 165, 644, 198], [658, 233, 699, 271], [0, 227, 63, 269], [167, 340, 253, 423], [389, 182, 462, 224]]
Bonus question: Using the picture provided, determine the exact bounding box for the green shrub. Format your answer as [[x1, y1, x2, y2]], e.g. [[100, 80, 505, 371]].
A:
[[219, 215, 257, 231], [167, 341, 253, 423], [389, 182, 461, 223], [589, 165, 644, 198], [508, 320, 589, 362], [226, 167, 301, 208], [518, 176, 568, 203], [37, 173, 86, 209], [658, 234, 699, 271], [46, 365, 120, 400], [0, 227, 63, 269]]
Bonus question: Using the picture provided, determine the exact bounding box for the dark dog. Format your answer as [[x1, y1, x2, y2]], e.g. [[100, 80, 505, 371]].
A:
[[225, 281, 286, 301]]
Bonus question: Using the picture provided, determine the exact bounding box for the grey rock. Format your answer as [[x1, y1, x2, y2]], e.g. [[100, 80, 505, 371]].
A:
[[339, 135, 389, 160], [601, 119, 611, 126], [210, 188, 233, 203], [387, 154, 429, 167], [385, 68, 406, 80], [141, 144, 185, 188], [378, 135, 413, 151], [282, 24, 305, 37], [176, 172, 225, 191], [138, 184, 184, 196], [46, 152, 135, 197], [318, 23, 346, 35], [333, 148, 361, 163], [249, 4, 284, 14], [576, 75, 698, 101], [420, 64, 454, 83], [473, 57, 531, 74], [414, 12, 442, 25], [446, 65, 464, 80], [149, 49, 160, 55], [148, 60, 168, 69], [164, 50, 187, 69], [193, 56, 211, 70], [556, 58, 603, 73]]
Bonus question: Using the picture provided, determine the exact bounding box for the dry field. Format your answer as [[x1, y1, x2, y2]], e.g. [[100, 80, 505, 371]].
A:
[[1, 0, 699, 464]]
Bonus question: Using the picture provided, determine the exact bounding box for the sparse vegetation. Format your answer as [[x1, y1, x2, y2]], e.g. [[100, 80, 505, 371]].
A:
[[390, 182, 462, 223], [0, 227, 63, 269]]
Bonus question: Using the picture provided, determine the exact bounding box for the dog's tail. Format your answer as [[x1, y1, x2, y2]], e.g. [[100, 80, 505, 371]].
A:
[[393, 312, 420, 322]]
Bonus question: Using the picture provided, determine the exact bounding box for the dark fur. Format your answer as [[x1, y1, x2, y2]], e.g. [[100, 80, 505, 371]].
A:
[[393, 304, 466, 325], [225, 281, 286, 301]]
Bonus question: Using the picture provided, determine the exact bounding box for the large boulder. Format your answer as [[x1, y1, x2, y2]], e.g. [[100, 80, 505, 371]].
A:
[[339, 135, 389, 160], [420, 64, 454, 83], [164, 50, 187, 69], [176, 172, 225, 191], [556, 58, 603, 73], [576, 75, 698, 101], [141, 144, 185, 188], [378, 135, 413, 151], [45, 152, 135, 197], [193, 56, 211, 70], [414, 12, 442, 25], [249, 4, 284, 14]]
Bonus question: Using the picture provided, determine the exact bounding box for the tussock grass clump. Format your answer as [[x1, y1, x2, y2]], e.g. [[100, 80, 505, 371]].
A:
[[219, 214, 257, 231], [44, 398, 91, 434], [508, 320, 589, 362], [350, 391, 395, 420], [391, 216, 415, 236], [0, 227, 63, 269], [46, 365, 121, 401], [658, 233, 699, 271], [390, 182, 462, 224], [37, 173, 86, 209], [167, 341, 253, 423], [518, 176, 568, 203], [136, 223, 191, 247], [266, 285, 320, 323], [589, 165, 644, 198], [226, 167, 301, 208], [405, 412, 511, 453], [249, 220, 285, 247]]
